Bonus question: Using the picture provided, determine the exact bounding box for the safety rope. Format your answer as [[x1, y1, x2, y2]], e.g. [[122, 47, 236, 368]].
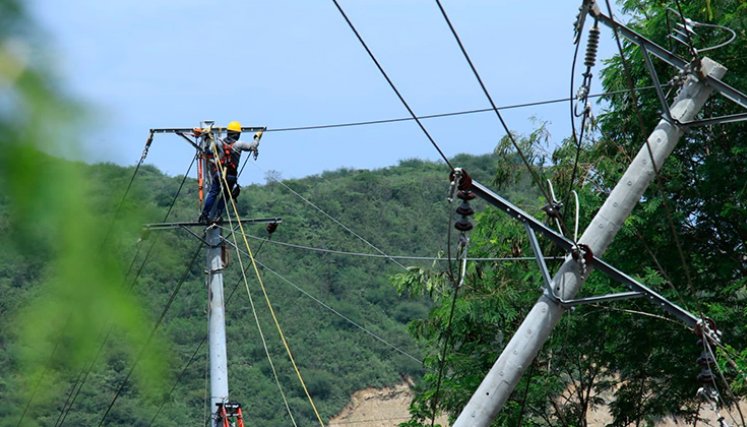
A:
[[209, 137, 325, 426], [219, 220, 299, 426]]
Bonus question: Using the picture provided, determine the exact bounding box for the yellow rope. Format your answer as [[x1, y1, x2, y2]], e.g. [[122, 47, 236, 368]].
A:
[[218, 208, 299, 426], [209, 136, 326, 426]]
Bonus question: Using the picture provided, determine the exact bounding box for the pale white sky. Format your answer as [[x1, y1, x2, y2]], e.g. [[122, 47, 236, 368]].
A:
[[32, 1, 624, 184]]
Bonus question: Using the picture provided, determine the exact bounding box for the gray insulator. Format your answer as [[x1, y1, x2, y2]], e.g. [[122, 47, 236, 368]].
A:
[[585, 25, 600, 68]]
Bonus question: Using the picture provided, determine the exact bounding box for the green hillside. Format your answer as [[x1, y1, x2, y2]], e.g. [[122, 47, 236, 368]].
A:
[[0, 151, 507, 426]]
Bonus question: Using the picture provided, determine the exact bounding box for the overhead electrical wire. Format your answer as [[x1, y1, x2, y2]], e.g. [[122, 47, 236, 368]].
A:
[[224, 227, 562, 262], [255, 256, 423, 365], [565, 18, 592, 219], [221, 236, 422, 364], [147, 238, 276, 427], [252, 162, 409, 270], [145, 333, 207, 427], [433, 0, 555, 209], [330, 0, 454, 170], [101, 130, 155, 246], [430, 246, 468, 427], [97, 242, 203, 427], [15, 341, 62, 427], [215, 168, 300, 426], [263, 86, 660, 134], [214, 144, 326, 426]]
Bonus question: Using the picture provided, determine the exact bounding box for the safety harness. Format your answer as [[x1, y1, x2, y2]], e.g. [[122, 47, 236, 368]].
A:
[[208, 138, 241, 176]]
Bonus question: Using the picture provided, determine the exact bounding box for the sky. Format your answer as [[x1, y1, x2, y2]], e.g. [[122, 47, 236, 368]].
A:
[[31, 1, 624, 186]]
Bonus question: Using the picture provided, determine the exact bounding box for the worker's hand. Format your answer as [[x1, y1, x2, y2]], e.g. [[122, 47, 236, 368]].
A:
[[192, 127, 203, 137], [254, 130, 264, 140]]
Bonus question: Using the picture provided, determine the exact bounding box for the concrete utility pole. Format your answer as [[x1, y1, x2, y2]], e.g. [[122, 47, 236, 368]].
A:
[[207, 225, 230, 426], [453, 57, 726, 427]]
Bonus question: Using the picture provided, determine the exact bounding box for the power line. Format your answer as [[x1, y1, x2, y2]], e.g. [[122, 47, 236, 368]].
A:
[[15, 341, 62, 427], [220, 241, 423, 365], [97, 242, 203, 427], [254, 162, 410, 270], [565, 18, 591, 218], [17, 133, 162, 427], [146, 238, 276, 427], [433, 0, 555, 208], [260, 258, 422, 364], [330, 0, 454, 170], [265, 87, 660, 134], [101, 130, 155, 246], [146, 335, 206, 427], [222, 228, 562, 262]]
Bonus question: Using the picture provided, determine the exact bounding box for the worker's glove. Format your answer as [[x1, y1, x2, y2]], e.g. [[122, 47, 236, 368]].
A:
[[247, 141, 259, 160], [254, 130, 264, 140], [192, 127, 204, 137]]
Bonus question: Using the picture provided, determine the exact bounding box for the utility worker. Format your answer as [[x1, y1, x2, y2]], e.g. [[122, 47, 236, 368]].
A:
[[198, 120, 262, 223]]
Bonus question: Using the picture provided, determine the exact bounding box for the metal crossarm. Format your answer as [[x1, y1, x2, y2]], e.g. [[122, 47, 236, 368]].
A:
[[150, 126, 267, 134], [592, 256, 700, 328], [585, 1, 747, 125], [589, 3, 690, 71], [471, 180, 574, 251], [144, 218, 282, 231], [471, 178, 701, 330]]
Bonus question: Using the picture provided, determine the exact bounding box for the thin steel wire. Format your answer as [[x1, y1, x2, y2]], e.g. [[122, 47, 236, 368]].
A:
[[330, 0, 454, 170]]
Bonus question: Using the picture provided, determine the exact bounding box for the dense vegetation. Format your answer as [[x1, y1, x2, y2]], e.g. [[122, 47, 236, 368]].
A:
[[400, 1, 747, 426], [3, 1, 746, 427], [0, 150, 506, 426]]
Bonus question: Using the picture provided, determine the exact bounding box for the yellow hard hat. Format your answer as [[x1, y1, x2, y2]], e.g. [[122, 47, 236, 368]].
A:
[[227, 121, 242, 133]]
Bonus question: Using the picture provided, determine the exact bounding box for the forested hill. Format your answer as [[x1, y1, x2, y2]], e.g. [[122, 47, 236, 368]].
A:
[[0, 151, 515, 426]]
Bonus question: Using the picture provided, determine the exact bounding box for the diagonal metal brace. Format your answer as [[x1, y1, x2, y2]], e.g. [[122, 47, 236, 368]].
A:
[[523, 223, 556, 296], [587, 1, 747, 125], [524, 223, 644, 307], [471, 178, 700, 329]]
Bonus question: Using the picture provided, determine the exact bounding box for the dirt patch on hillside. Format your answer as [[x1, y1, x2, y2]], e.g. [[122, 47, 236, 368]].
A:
[[328, 380, 449, 427], [329, 381, 745, 427]]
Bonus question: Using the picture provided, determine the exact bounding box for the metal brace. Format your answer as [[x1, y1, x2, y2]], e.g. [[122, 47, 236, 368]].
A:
[[585, 0, 747, 127], [524, 223, 644, 307]]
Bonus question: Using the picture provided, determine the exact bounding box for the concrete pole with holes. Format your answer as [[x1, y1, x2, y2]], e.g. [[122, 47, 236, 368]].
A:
[[453, 58, 726, 427], [204, 130, 230, 426]]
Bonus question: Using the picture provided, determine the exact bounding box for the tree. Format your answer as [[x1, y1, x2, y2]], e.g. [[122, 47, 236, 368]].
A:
[[398, 1, 747, 425]]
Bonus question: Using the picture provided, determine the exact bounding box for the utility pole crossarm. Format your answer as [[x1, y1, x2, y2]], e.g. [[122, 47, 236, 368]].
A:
[[590, 4, 689, 71], [143, 218, 282, 231], [471, 178, 701, 329], [150, 126, 267, 134], [588, 2, 747, 111], [471, 181, 573, 252]]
